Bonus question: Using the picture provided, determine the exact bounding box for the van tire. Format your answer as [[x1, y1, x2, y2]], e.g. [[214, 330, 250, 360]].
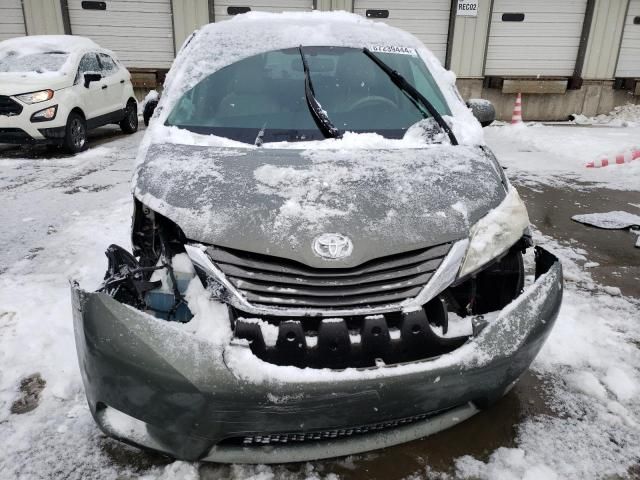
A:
[[63, 112, 88, 154]]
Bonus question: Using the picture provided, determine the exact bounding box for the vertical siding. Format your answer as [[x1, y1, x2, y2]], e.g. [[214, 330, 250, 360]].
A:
[[0, 0, 26, 41], [616, 0, 640, 77], [22, 0, 65, 35], [172, 0, 209, 52], [353, 0, 452, 64], [582, 0, 627, 79], [331, 0, 353, 11], [67, 0, 175, 69], [213, 1, 313, 22], [485, 0, 588, 76], [449, 0, 492, 77]]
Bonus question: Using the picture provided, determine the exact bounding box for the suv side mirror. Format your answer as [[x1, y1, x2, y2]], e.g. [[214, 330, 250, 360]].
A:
[[84, 72, 102, 88], [467, 99, 496, 127]]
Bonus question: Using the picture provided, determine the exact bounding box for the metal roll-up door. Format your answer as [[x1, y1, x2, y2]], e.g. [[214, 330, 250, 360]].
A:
[[485, 0, 588, 76], [616, 0, 640, 77], [214, 1, 313, 23], [0, 0, 26, 41], [353, 0, 452, 64], [67, 0, 174, 69]]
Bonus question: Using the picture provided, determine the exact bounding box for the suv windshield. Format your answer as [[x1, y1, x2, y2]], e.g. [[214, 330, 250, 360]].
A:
[[166, 46, 451, 144], [0, 51, 69, 73]]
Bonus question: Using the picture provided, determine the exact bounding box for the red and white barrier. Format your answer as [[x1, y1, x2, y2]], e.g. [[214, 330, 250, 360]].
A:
[[511, 92, 523, 124], [586, 148, 640, 168]]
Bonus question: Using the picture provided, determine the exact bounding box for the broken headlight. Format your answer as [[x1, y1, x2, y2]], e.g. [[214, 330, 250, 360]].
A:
[[458, 186, 530, 278]]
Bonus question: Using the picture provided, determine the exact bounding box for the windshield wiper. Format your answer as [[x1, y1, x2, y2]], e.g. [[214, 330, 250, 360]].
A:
[[362, 48, 458, 145], [299, 46, 340, 139]]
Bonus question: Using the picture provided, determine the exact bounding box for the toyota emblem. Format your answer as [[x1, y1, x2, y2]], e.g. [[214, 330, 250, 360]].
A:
[[312, 233, 353, 260]]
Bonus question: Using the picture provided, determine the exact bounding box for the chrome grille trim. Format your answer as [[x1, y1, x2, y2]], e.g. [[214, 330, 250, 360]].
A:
[[184, 240, 468, 317], [207, 243, 451, 310]]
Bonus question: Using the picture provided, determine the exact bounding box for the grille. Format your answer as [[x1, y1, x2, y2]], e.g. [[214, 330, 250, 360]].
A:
[[222, 408, 456, 446], [207, 243, 451, 310], [0, 96, 22, 116]]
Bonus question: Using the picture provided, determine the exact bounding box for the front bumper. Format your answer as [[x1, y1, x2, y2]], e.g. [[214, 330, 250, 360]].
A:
[[71, 248, 562, 463]]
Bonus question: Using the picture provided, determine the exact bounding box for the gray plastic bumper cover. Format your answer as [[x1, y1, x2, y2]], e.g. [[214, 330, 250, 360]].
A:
[[70, 247, 563, 463]]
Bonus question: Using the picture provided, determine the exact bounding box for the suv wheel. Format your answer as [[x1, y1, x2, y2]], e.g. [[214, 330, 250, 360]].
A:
[[120, 100, 138, 134], [63, 112, 87, 154]]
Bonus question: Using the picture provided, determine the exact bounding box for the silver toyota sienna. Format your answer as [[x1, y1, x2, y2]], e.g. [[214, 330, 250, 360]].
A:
[[71, 12, 563, 463]]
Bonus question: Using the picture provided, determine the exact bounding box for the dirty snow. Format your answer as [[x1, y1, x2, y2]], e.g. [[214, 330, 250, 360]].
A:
[[1, 122, 640, 479], [571, 103, 640, 127], [572, 210, 640, 229]]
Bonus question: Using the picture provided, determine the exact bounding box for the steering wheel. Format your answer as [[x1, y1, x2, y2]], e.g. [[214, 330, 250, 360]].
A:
[[347, 95, 398, 111]]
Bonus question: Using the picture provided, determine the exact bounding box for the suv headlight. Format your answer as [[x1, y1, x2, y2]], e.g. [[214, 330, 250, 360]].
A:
[[458, 186, 530, 278], [15, 89, 54, 104]]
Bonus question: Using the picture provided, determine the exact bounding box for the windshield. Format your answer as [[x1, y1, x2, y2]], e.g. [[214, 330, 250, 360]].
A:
[[166, 46, 451, 144], [0, 51, 69, 73]]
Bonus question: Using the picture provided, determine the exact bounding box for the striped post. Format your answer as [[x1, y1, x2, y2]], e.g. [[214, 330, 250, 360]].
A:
[[586, 148, 640, 168], [511, 92, 523, 124]]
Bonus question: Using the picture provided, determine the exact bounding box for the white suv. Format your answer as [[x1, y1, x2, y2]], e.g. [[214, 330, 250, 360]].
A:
[[0, 35, 138, 153]]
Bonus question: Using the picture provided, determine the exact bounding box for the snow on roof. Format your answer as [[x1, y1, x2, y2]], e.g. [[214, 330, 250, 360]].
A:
[[0, 35, 100, 56], [165, 11, 435, 107], [149, 11, 484, 149]]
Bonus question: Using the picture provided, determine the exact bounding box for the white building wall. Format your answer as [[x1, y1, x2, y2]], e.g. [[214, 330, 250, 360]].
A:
[[616, 0, 640, 77], [0, 0, 26, 41]]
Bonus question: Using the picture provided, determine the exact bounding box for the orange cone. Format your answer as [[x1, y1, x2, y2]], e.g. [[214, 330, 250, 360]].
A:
[[511, 92, 523, 124]]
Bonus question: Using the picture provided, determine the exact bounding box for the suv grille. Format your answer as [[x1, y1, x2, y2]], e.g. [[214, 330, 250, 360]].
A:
[[0, 96, 22, 116], [207, 243, 451, 310]]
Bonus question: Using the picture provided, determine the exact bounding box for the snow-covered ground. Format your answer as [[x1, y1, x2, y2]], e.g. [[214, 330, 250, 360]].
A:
[[0, 123, 639, 479]]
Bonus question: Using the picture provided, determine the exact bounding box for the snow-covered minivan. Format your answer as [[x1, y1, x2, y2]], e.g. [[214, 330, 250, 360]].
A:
[[0, 35, 138, 153], [72, 12, 563, 463]]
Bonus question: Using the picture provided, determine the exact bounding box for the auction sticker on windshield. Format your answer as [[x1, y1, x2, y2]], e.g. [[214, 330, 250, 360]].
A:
[[368, 45, 417, 56]]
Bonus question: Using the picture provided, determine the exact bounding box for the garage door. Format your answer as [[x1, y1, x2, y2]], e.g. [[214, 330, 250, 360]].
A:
[[616, 0, 640, 77], [485, 0, 588, 76], [0, 0, 26, 42], [214, 1, 313, 22], [67, 0, 174, 68], [353, 0, 451, 64]]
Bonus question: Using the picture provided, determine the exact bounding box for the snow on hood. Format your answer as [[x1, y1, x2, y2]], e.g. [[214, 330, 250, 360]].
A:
[[134, 143, 506, 268], [137, 11, 484, 165], [0, 35, 109, 88]]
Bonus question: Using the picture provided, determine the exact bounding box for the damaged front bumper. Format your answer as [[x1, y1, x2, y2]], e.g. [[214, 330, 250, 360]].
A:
[[71, 248, 562, 463]]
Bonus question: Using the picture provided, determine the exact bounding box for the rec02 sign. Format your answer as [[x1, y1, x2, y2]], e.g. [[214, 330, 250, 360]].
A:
[[457, 0, 478, 17]]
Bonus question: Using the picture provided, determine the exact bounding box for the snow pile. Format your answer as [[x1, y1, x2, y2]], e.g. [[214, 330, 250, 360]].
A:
[[485, 123, 640, 190], [571, 103, 640, 127]]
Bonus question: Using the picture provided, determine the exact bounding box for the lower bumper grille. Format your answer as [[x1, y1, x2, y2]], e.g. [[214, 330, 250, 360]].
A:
[[222, 407, 458, 447], [207, 243, 451, 310]]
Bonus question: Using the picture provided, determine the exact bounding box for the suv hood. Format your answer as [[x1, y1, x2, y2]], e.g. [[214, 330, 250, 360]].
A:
[[134, 143, 507, 268], [0, 72, 73, 95]]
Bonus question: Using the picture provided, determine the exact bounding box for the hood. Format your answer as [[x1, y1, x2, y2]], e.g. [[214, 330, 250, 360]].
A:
[[0, 72, 73, 95], [134, 143, 507, 268]]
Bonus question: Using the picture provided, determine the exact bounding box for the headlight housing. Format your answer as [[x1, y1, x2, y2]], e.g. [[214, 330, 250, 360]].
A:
[[31, 105, 57, 122], [458, 186, 530, 278], [16, 89, 54, 104]]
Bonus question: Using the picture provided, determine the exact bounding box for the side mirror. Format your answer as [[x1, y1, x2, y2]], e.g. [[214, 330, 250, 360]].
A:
[[84, 72, 102, 88], [467, 99, 496, 127]]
